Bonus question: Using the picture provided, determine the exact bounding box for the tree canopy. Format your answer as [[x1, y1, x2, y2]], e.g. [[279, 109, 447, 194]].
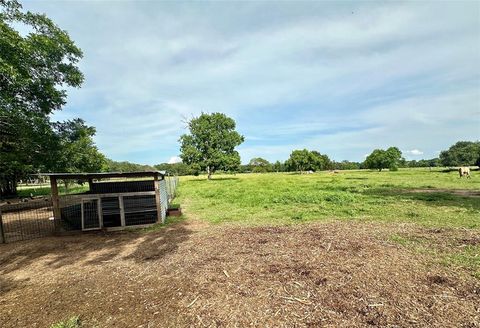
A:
[[0, 0, 90, 196], [179, 112, 244, 179], [0, 0, 84, 115], [285, 149, 333, 172], [439, 141, 480, 167], [363, 147, 403, 171], [52, 119, 107, 173], [248, 157, 272, 173]]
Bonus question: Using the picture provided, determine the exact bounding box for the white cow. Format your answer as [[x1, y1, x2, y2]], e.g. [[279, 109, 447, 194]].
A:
[[458, 167, 471, 178]]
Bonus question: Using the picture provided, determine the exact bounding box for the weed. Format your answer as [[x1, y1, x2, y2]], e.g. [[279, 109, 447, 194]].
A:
[[50, 316, 81, 328]]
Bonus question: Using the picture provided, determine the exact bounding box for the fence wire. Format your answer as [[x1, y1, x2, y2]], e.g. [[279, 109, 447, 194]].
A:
[[0, 198, 55, 243]]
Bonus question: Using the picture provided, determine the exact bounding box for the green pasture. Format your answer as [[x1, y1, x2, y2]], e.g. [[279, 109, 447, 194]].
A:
[[177, 168, 480, 228]]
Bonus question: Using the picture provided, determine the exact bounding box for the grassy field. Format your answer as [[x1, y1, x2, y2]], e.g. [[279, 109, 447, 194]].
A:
[[178, 168, 480, 278], [178, 168, 480, 228], [17, 184, 88, 198]]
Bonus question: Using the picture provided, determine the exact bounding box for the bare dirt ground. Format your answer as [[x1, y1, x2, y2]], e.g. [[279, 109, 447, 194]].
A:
[[0, 219, 479, 328]]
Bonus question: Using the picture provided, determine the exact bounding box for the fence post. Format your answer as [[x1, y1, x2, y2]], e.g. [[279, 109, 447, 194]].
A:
[[50, 177, 61, 233], [119, 196, 126, 227], [154, 174, 163, 224], [0, 206, 5, 244]]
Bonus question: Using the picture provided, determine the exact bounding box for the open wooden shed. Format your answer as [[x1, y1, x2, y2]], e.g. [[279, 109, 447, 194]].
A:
[[46, 171, 169, 232]]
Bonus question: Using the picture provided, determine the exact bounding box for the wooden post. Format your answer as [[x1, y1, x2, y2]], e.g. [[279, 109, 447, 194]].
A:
[[119, 196, 126, 227], [154, 174, 163, 224], [0, 207, 5, 244], [50, 177, 61, 231]]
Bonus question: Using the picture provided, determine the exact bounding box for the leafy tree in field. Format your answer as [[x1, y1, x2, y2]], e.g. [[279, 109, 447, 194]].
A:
[[249, 157, 272, 173], [439, 141, 480, 167], [273, 160, 286, 172], [286, 149, 311, 172], [285, 149, 332, 172], [179, 113, 244, 180], [333, 160, 361, 170], [311, 151, 333, 171], [0, 0, 84, 196], [53, 119, 106, 173], [364, 147, 403, 171]]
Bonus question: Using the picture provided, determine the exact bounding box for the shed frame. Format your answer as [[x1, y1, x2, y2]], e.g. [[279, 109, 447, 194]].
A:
[[45, 171, 167, 232]]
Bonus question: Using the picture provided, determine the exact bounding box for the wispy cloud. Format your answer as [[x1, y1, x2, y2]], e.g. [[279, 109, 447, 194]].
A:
[[23, 1, 479, 164]]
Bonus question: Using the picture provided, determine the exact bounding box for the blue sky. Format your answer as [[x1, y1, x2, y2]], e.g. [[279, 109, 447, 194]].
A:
[[23, 1, 480, 165]]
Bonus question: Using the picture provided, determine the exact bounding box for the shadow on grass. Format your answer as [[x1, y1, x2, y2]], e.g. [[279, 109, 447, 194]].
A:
[[363, 188, 480, 211], [0, 216, 193, 281]]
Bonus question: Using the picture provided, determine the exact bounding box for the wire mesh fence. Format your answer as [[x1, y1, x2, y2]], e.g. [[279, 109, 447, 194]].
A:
[[0, 175, 180, 243], [0, 197, 55, 243], [165, 176, 179, 202]]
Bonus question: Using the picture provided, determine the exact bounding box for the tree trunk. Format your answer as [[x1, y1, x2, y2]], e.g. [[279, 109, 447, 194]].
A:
[[0, 178, 18, 197], [207, 166, 212, 180]]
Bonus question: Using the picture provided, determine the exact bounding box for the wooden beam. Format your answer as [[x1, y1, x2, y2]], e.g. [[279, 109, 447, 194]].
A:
[[154, 175, 163, 224], [71, 191, 156, 200], [42, 171, 165, 180], [50, 176, 61, 231]]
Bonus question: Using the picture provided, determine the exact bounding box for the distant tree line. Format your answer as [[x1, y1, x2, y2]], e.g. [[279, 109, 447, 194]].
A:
[[105, 140, 479, 178]]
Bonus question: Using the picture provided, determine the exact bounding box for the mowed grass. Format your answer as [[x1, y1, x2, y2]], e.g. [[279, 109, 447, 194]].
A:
[[177, 168, 480, 228]]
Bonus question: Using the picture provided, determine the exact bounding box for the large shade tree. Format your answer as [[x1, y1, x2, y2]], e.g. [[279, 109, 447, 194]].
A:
[[52, 119, 107, 173], [0, 0, 88, 195], [249, 157, 272, 173], [179, 112, 244, 179], [439, 141, 480, 167], [285, 149, 332, 172], [364, 147, 403, 171]]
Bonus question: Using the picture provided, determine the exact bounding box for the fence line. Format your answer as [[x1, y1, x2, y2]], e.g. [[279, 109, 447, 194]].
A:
[[0, 197, 55, 243], [166, 176, 179, 202]]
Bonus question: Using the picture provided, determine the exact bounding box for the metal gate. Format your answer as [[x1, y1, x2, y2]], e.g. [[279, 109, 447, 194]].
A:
[[81, 198, 102, 231]]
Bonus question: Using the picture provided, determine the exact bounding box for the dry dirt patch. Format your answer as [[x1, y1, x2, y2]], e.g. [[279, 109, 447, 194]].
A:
[[0, 220, 479, 327]]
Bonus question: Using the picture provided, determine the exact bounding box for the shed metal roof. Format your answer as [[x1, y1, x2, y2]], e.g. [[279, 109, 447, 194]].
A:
[[40, 171, 165, 180]]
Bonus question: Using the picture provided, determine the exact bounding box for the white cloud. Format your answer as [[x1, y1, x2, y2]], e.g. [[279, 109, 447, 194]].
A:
[[405, 149, 424, 156], [168, 156, 182, 164]]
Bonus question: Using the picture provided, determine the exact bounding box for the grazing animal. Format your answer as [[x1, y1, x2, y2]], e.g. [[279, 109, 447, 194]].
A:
[[458, 167, 471, 178]]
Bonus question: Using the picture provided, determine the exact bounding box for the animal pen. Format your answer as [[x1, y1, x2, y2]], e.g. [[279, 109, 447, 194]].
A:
[[0, 171, 179, 243]]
